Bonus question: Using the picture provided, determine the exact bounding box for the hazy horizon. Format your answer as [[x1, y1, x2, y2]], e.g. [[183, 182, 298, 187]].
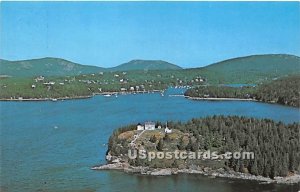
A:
[[1, 2, 299, 68]]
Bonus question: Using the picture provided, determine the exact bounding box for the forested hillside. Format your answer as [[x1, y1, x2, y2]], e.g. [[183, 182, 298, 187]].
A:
[[108, 60, 182, 71], [0, 58, 104, 77], [0, 58, 181, 77], [201, 54, 300, 84], [185, 75, 300, 107], [255, 75, 300, 107], [1, 54, 299, 100], [1, 54, 299, 84]]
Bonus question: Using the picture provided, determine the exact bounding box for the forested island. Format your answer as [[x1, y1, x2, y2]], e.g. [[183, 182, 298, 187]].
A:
[[93, 116, 300, 183], [184, 75, 300, 107]]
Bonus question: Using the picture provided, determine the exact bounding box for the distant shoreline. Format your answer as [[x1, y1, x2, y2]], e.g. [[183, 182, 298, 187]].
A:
[[185, 96, 258, 101], [0, 95, 92, 102], [184, 96, 300, 108], [0, 93, 294, 109], [0, 90, 164, 102]]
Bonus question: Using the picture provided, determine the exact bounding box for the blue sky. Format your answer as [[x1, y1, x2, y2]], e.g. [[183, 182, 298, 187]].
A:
[[0, 2, 299, 68]]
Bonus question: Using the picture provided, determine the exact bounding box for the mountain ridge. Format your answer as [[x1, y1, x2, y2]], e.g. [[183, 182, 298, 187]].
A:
[[0, 57, 182, 77], [1, 54, 299, 78], [108, 59, 182, 72]]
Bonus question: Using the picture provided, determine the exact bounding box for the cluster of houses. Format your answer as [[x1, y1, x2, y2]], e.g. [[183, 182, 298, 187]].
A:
[[32, 76, 77, 89], [30, 73, 206, 94], [120, 85, 145, 92], [190, 77, 205, 83], [137, 121, 172, 133]]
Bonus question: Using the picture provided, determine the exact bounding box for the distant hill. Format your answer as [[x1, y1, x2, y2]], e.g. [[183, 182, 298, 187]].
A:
[[0, 57, 105, 77], [198, 54, 300, 83], [108, 59, 182, 71], [0, 58, 181, 77], [0, 54, 299, 81]]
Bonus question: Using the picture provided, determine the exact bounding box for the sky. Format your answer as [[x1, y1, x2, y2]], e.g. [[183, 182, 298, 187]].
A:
[[0, 2, 299, 68]]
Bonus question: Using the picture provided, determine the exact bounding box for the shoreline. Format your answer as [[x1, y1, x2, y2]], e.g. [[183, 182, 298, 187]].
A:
[[91, 162, 300, 184], [0, 90, 164, 102], [0, 95, 93, 101], [0, 92, 297, 109], [185, 96, 258, 101], [0, 94, 259, 102], [185, 96, 299, 108]]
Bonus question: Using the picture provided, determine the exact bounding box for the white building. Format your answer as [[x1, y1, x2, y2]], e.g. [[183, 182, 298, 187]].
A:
[[145, 121, 155, 130], [43, 81, 55, 85], [164, 127, 172, 134], [35, 76, 44, 82], [136, 122, 171, 132], [137, 124, 144, 131]]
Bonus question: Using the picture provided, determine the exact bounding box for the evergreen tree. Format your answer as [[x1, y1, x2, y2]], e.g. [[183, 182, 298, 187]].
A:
[[157, 139, 164, 151]]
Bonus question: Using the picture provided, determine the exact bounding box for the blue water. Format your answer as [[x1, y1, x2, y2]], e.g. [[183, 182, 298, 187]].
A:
[[1, 90, 299, 192]]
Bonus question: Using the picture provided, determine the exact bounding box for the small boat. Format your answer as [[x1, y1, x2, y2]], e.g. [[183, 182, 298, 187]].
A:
[[103, 94, 112, 97], [51, 98, 57, 101]]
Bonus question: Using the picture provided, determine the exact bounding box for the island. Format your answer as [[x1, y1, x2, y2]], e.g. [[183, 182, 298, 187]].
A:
[[92, 116, 300, 184]]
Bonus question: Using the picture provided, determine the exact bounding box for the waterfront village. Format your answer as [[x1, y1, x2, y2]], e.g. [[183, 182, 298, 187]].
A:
[[29, 73, 203, 94], [2, 72, 205, 100]]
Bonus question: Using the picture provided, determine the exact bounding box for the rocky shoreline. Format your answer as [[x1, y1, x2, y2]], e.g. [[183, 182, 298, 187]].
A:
[[91, 162, 300, 184]]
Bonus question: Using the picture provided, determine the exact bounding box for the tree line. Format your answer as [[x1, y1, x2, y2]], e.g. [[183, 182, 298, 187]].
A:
[[184, 75, 300, 107]]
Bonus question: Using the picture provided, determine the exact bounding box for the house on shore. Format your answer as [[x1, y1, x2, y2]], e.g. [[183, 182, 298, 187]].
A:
[[164, 127, 172, 133], [136, 121, 155, 130], [145, 121, 155, 130], [136, 121, 172, 133], [137, 123, 144, 131], [34, 76, 44, 82]]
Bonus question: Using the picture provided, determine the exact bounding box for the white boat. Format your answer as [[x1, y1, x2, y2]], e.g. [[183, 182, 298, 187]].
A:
[[51, 98, 57, 101], [103, 94, 112, 97]]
